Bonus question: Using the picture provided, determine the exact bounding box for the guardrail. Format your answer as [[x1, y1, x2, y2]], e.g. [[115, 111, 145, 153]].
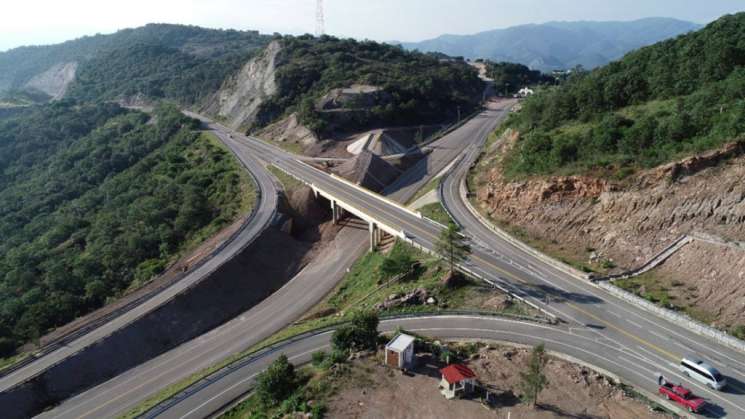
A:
[[597, 281, 745, 353], [0, 128, 277, 386], [138, 311, 547, 418], [449, 143, 745, 354]]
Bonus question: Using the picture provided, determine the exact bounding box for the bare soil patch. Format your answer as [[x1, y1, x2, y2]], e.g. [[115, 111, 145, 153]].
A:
[[327, 345, 669, 419], [472, 134, 745, 328]]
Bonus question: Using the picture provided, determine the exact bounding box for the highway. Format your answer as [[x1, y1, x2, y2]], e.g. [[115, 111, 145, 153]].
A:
[[32, 108, 499, 418], [26, 103, 745, 418], [159, 103, 745, 418], [0, 131, 279, 397], [149, 314, 695, 418]]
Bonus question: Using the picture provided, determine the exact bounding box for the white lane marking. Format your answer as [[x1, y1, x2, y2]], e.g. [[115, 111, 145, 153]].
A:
[[637, 345, 676, 368], [463, 219, 745, 371], [618, 355, 655, 377], [606, 311, 623, 319], [626, 319, 644, 329]]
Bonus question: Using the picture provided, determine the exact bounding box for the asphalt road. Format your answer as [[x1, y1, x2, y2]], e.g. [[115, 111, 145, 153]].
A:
[[437, 113, 745, 418], [187, 103, 745, 418], [33, 109, 490, 418], [0, 130, 279, 395], [29, 104, 745, 418], [149, 314, 728, 419]]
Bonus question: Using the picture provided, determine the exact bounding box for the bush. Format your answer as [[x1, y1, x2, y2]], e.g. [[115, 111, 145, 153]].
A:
[[311, 350, 327, 367], [502, 13, 745, 178], [255, 354, 298, 405], [331, 310, 380, 352]]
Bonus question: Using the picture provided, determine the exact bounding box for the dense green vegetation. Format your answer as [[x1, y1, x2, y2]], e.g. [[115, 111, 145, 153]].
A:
[[503, 13, 745, 178], [0, 24, 270, 105], [256, 35, 484, 132], [484, 61, 556, 94], [0, 102, 252, 356]]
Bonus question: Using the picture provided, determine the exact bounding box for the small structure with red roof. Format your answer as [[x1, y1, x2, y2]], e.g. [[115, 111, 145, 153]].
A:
[[439, 363, 477, 399]]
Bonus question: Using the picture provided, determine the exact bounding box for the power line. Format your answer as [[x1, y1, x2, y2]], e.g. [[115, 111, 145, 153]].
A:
[[316, 0, 325, 37]]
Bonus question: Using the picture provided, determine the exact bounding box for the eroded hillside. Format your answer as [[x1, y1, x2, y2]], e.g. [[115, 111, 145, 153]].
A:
[[471, 13, 745, 332]]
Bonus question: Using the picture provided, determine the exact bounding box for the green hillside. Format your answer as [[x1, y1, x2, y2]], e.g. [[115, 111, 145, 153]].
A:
[[502, 13, 745, 178], [256, 35, 484, 132], [0, 24, 270, 105], [0, 103, 254, 356]]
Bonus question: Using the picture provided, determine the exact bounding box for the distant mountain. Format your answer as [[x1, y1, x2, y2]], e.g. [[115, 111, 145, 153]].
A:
[[401, 18, 702, 71]]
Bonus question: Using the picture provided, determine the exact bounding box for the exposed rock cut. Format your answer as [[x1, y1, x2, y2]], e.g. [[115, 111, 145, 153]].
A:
[[201, 40, 281, 130], [317, 84, 389, 111], [258, 112, 319, 149], [474, 134, 745, 326], [23, 62, 78, 100]]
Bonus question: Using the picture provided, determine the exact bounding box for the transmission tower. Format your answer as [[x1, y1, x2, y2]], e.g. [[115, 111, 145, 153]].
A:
[[315, 0, 325, 37]]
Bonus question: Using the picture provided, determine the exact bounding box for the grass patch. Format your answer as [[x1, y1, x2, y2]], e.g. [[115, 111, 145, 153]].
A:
[[407, 176, 441, 206], [0, 352, 30, 372], [258, 136, 305, 155], [268, 164, 304, 194], [418, 203, 453, 226]]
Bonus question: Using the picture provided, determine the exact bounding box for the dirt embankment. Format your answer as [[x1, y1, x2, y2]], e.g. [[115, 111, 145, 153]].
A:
[[328, 345, 668, 419], [473, 133, 745, 326]]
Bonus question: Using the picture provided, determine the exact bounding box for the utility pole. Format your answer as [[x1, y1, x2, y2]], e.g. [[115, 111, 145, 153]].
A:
[[316, 0, 325, 37]]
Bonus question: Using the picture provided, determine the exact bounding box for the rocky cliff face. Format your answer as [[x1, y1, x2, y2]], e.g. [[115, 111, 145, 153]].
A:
[[201, 40, 281, 130], [475, 132, 745, 269], [473, 132, 745, 325], [23, 62, 78, 100]]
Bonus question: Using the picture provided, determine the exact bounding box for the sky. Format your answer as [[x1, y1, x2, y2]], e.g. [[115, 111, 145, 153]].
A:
[[1, 0, 743, 51]]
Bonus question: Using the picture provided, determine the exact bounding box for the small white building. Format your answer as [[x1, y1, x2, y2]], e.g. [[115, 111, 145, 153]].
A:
[[439, 364, 477, 399], [384, 333, 416, 369]]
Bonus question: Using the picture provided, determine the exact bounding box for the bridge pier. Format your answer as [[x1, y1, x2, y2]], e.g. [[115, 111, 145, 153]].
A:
[[331, 200, 338, 225], [369, 222, 378, 251]]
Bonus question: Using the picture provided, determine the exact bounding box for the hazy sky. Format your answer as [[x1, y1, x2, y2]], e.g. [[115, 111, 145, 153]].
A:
[[1, 0, 743, 51]]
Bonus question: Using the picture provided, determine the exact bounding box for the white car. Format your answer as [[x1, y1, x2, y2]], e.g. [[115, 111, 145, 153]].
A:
[[679, 357, 727, 390]]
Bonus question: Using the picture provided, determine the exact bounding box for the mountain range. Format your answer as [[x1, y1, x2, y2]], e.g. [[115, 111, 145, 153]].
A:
[[400, 18, 702, 71]]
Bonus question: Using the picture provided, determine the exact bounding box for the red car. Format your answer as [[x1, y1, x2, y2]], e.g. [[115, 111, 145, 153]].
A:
[[658, 375, 706, 413]]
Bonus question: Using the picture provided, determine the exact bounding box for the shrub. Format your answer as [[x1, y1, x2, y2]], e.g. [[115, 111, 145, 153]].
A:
[[331, 310, 380, 352], [311, 350, 327, 367], [256, 354, 298, 405]]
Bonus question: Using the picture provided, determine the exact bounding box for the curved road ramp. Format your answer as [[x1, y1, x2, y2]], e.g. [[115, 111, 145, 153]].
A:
[[0, 130, 285, 419]]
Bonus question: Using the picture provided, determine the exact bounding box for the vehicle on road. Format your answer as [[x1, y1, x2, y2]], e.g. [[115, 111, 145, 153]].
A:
[[657, 374, 706, 413], [680, 357, 727, 390]]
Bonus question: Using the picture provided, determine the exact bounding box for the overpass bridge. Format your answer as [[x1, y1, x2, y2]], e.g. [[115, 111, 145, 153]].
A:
[[292, 167, 421, 251], [193, 114, 745, 418]]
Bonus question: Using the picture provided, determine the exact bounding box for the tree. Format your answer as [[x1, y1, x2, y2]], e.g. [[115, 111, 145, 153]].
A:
[[331, 310, 380, 352], [256, 354, 298, 405], [520, 343, 548, 407], [435, 221, 471, 273]]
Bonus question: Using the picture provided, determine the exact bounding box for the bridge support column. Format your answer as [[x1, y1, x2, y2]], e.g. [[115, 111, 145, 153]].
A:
[[331, 200, 337, 225], [369, 222, 378, 251]]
